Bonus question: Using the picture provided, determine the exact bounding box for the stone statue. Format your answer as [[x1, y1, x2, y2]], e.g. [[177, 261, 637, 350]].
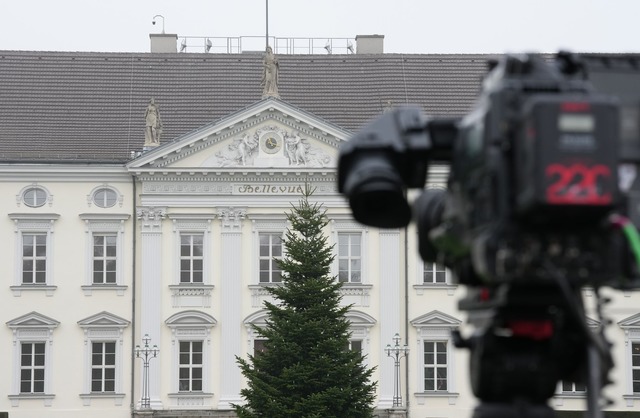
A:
[[144, 98, 163, 146], [285, 131, 307, 166], [237, 133, 258, 166], [261, 46, 280, 99]]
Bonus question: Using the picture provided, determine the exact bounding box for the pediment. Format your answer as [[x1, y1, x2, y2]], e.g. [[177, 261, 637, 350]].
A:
[[244, 309, 269, 326], [585, 316, 601, 328], [7, 311, 60, 329], [78, 311, 130, 328], [618, 312, 640, 329], [166, 310, 217, 327], [410, 310, 462, 328], [129, 98, 352, 172], [346, 310, 377, 326]]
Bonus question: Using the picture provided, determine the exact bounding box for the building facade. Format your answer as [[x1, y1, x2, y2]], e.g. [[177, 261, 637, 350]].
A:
[[0, 43, 639, 418]]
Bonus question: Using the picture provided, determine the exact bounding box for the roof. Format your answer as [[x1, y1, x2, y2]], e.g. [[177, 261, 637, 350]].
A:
[[0, 50, 495, 162]]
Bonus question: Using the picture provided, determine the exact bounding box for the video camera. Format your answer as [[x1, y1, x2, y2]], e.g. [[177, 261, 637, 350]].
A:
[[338, 52, 640, 418]]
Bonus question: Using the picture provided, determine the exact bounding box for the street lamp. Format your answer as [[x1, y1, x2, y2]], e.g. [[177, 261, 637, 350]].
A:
[[385, 333, 409, 408], [135, 334, 159, 409], [152, 15, 165, 34]]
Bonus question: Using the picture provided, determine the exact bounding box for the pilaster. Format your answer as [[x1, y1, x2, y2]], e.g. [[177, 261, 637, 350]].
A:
[[217, 207, 246, 408], [378, 229, 401, 409], [137, 207, 166, 409]]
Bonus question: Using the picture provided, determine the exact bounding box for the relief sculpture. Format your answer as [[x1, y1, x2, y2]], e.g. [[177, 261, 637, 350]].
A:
[[215, 133, 258, 166], [284, 131, 307, 165], [211, 128, 333, 168]]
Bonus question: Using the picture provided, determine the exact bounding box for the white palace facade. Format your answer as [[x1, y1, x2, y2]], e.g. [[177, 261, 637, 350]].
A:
[[0, 42, 639, 418]]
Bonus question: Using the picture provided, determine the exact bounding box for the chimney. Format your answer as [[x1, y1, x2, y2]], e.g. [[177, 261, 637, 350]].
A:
[[355, 35, 384, 54], [150, 33, 178, 53]]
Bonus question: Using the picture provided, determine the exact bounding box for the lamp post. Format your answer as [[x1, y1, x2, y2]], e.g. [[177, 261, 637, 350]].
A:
[[385, 333, 409, 408], [135, 334, 159, 409], [152, 15, 165, 34]]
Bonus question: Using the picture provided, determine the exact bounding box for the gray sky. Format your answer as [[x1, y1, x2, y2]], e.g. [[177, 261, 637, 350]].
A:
[[0, 0, 637, 54]]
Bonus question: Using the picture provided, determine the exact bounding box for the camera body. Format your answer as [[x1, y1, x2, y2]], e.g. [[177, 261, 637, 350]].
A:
[[339, 53, 630, 288], [338, 52, 640, 412]]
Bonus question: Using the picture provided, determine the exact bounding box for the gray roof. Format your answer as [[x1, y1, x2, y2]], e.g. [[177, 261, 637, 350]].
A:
[[0, 50, 494, 162]]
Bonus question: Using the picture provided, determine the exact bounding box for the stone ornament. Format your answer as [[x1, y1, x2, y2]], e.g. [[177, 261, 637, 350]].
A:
[[284, 130, 306, 165], [214, 127, 332, 168], [215, 133, 259, 166], [144, 99, 163, 146], [261, 46, 280, 99]]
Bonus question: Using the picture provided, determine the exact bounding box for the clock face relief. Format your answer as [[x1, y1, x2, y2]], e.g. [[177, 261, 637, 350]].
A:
[[261, 133, 282, 154]]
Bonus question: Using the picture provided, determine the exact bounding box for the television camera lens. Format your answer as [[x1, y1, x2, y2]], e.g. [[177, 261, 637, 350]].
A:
[[341, 153, 411, 228]]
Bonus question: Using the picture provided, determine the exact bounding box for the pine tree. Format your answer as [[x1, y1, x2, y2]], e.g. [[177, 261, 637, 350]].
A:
[[235, 185, 377, 418]]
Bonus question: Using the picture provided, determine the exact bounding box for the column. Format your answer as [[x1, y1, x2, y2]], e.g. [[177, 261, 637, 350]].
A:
[[217, 207, 246, 409], [137, 207, 165, 409], [379, 229, 402, 409]]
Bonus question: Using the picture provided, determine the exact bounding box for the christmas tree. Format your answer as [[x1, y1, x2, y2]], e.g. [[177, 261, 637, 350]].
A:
[[235, 185, 377, 417]]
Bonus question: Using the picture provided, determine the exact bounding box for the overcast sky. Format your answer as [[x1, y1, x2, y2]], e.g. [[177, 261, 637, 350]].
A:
[[0, 0, 637, 54]]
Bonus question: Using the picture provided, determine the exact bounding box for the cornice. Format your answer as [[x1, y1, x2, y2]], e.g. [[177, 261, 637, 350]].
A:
[[133, 170, 336, 181], [0, 165, 131, 182]]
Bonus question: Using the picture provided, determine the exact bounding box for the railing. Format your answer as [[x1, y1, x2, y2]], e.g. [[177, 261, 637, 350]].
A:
[[177, 36, 356, 54]]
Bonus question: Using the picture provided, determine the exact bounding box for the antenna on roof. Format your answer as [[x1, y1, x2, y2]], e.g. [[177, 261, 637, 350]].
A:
[[265, 0, 270, 50], [324, 40, 332, 54], [180, 38, 187, 53], [152, 15, 165, 34]]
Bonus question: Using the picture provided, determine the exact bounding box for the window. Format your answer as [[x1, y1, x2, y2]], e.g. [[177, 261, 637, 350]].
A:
[[22, 186, 48, 208], [93, 234, 117, 284], [259, 232, 283, 283], [79, 214, 129, 295], [166, 311, 216, 406], [7, 312, 59, 407], [78, 312, 129, 406], [411, 310, 461, 405], [424, 341, 448, 391], [91, 342, 116, 392], [180, 233, 204, 283], [245, 310, 270, 357], [414, 259, 457, 296], [169, 216, 212, 286], [179, 341, 203, 391], [561, 381, 586, 393], [22, 233, 47, 284], [617, 312, 640, 405], [338, 232, 361, 283], [254, 339, 268, 355], [9, 214, 59, 296], [633, 342, 640, 394], [344, 311, 375, 366], [78, 312, 130, 406], [169, 216, 214, 308], [251, 218, 287, 291], [346, 339, 363, 353], [92, 187, 119, 208], [424, 262, 447, 284], [329, 219, 370, 305], [20, 342, 45, 393]]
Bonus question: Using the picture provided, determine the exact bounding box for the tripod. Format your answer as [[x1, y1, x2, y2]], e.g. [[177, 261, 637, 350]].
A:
[[453, 279, 612, 418]]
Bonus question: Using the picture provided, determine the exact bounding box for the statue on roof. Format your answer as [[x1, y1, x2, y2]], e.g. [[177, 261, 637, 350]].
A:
[[144, 98, 163, 146], [261, 46, 280, 99]]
